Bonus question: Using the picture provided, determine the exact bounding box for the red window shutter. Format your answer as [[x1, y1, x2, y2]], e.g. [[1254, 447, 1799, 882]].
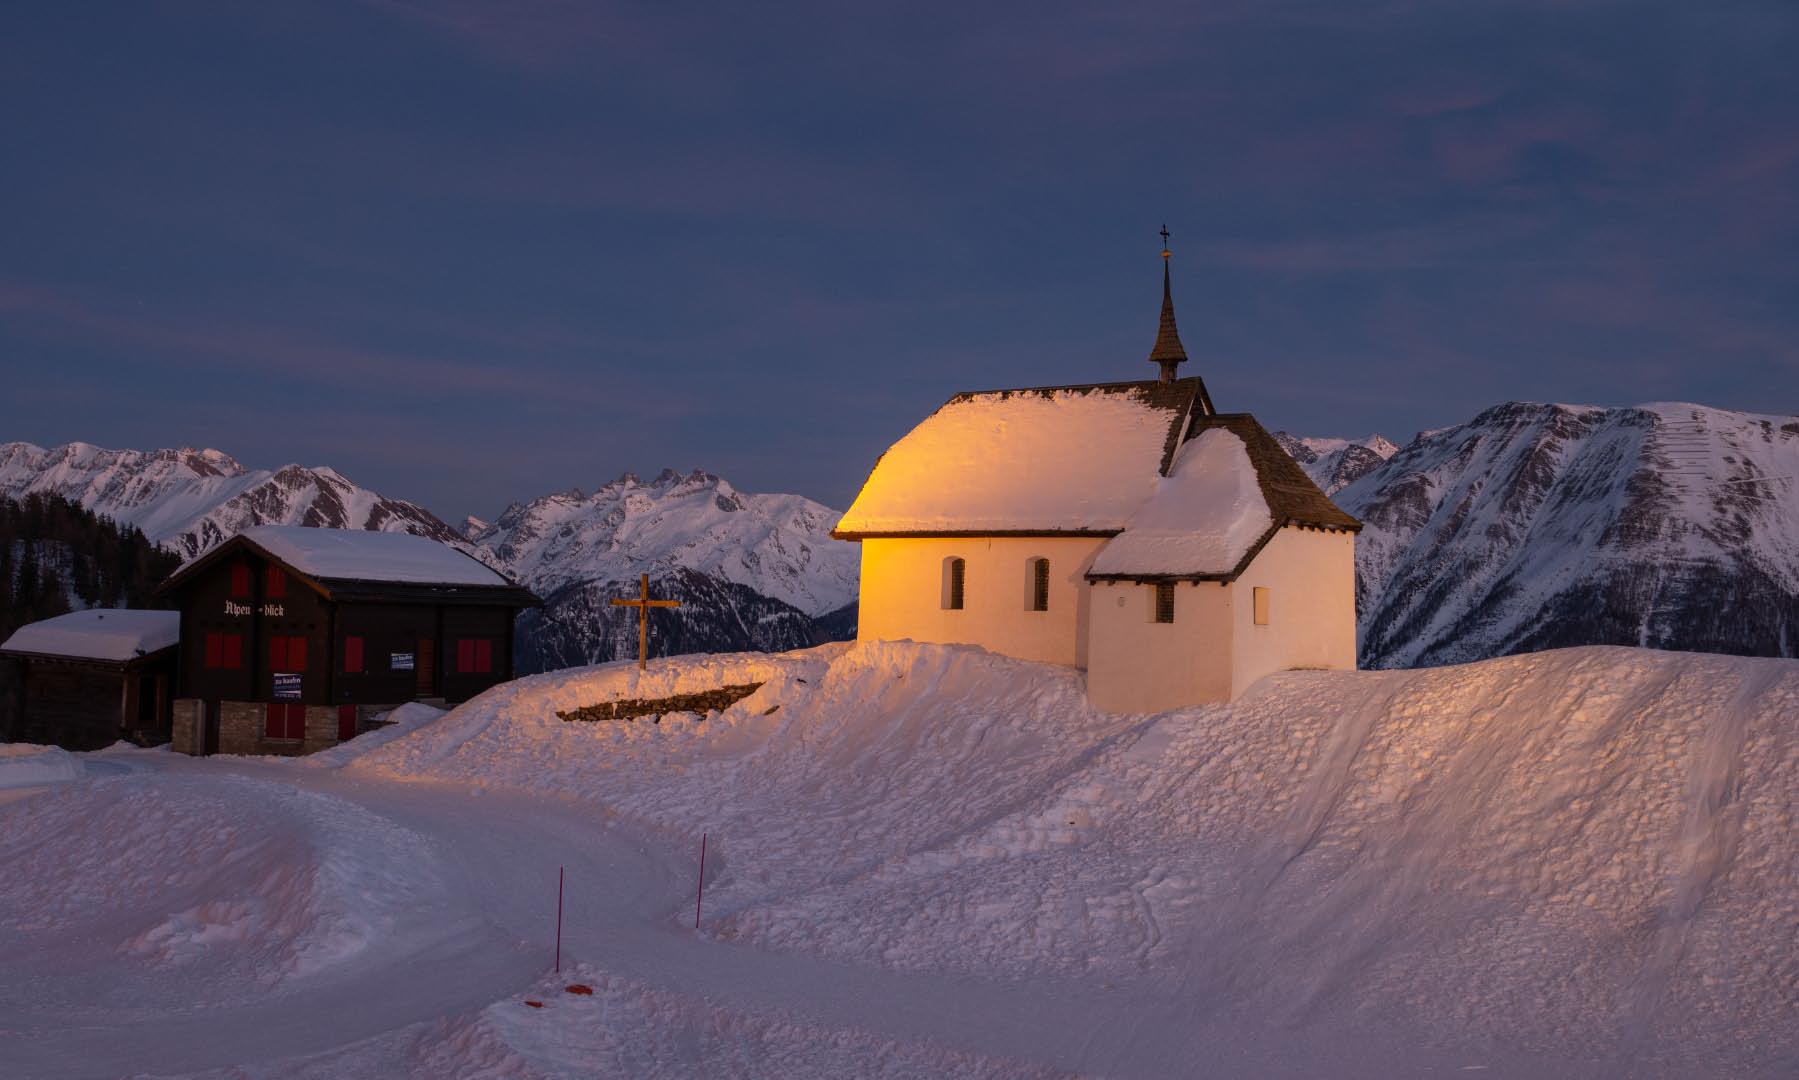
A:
[[288, 704, 307, 740], [344, 636, 363, 673], [265, 703, 283, 738], [224, 634, 242, 669], [265, 566, 286, 598], [231, 565, 251, 598], [289, 637, 307, 672], [205, 632, 222, 668], [270, 637, 288, 669], [456, 639, 472, 673], [337, 705, 357, 741], [476, 639, 492, 674]]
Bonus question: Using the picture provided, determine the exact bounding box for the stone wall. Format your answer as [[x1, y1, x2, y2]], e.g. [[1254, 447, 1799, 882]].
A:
[[171, 698, 205, 755]]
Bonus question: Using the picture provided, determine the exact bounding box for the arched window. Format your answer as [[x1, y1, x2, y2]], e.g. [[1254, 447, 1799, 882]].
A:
[[1027, 557, 1050, 611], [941, 557, 966, 610]]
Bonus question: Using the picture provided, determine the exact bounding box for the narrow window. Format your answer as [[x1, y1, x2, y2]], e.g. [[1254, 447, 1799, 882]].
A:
[[1253, 587, 1271, 626], [343, 636, 364, 674], [230, 565, 252, 598], [265, 566, 287, 598], [476, 638, 493, 673], [1154, 582, 1176, 624], [456, 638, 474, 673], [1029, 558, 1050, 612], [941, 557, 966, 610]]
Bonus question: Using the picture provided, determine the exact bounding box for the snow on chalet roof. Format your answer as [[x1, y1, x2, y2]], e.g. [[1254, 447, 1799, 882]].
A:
[[0, 609, 180, 663], [237, 526, 509, 587], [833, 380, 1205, 536], [1087, 428, 1273, 577]]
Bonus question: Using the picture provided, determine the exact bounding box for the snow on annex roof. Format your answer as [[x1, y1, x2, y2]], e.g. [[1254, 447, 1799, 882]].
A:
[[235, 525, 509, 586], [833, 379, 1206, 537], [0, 609, 180, 664], [1086, 428, 1273, 577]]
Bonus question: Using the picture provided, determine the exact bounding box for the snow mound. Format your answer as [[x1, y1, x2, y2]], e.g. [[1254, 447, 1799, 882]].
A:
[[353, 641, 1799, 1074], [0, 744, 87, 788], [0, 774, 454, 1009], [1089, 427, 1273, 575]]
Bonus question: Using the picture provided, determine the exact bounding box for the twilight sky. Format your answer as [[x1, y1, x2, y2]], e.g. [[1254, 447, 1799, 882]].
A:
[[3, 2, 1796, 521]]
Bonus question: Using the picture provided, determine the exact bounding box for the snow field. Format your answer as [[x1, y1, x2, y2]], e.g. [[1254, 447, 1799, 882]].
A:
[[0, 770, 461, 1015], [353, 640, 1799, 1073], [3, 640, 1796, 1075]]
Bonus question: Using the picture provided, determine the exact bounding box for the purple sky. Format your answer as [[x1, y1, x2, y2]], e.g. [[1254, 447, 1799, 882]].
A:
[[3, 2, 1796, 521]]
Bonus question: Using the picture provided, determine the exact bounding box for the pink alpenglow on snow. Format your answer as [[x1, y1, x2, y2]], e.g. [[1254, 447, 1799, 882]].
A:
[[834, 387, 1184, 535], [0, 609, 180, 663], [1087, 428, 1272, 576]]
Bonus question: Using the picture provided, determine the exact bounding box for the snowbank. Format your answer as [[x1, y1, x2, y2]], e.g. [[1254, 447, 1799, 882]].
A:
[[0, 744, 88, 787], [355, 641, 1799, 1075]]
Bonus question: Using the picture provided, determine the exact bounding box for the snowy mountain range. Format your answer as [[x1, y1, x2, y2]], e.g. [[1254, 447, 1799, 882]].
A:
[[0, 442, 460, 559], [9, 399, 1797, 673], [1271, 431, 1400, 494], [0, 442, 858, 671], [464, 469, 859, 669], [1336, 401, 1799, 667]]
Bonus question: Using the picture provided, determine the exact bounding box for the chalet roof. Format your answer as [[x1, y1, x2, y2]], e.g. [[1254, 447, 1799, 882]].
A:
[[832, 378, 1213, 538], [157, 526, 540, 607], [0, 609, 180, 665]]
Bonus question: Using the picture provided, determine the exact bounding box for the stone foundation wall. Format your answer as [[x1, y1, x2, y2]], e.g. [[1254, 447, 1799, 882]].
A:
[[171, 698, 205, 756]]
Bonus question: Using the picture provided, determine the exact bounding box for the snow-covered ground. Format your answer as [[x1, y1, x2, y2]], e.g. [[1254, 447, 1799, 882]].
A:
[[2, 643, 1795, 1077]]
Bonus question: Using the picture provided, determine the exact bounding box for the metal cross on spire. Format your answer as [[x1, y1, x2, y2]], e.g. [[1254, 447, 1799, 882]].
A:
[[1160, 223, 1171, 257]]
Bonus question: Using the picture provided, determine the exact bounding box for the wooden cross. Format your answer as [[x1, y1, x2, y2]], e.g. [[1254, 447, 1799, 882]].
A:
[[610, 573, 681, 670]]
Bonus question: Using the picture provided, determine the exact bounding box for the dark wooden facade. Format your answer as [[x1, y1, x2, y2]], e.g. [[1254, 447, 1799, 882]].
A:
[[0, 646, 177, 752], [158, 533, 537, 755]]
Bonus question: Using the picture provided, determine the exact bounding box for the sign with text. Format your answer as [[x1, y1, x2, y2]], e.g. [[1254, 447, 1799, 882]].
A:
[[272, 673, 302, 701], [391, 652, 415, 671]]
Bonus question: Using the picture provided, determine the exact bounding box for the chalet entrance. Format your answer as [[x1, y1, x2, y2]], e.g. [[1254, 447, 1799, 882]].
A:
[[415, 638, 434, 698]]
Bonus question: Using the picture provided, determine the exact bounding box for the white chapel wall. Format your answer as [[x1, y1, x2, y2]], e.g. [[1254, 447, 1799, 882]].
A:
[[1084, 579, 1233, 713], [856, 536, 1108, 667], [1228, 526, 1357, 696]]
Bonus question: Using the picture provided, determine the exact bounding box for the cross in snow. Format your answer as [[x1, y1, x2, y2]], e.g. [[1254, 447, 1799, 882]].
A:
[[610, 573, 681, 670]]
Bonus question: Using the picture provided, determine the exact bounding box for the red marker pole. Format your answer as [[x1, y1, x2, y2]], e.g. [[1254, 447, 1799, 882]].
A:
[[694, 833, 708, 929], [555, 866, 564, 973]]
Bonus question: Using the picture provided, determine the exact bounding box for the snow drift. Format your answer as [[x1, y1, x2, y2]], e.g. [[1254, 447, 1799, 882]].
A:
[[346, 641, 1799, 1075]]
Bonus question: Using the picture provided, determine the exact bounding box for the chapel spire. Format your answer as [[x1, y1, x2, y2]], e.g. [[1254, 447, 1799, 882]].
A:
[[1148, 224, 1188, 383]]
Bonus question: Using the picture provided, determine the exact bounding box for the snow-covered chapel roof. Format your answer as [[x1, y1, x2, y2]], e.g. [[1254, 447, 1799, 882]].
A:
[[833, 379, 1210, 537], [0, 609, 180, 664], [833, 381, 1360, 579]]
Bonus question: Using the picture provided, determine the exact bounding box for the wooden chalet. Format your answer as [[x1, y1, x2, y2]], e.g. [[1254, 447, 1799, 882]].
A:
[[156, 526, 538, 756], [0, 609, 180, 751]]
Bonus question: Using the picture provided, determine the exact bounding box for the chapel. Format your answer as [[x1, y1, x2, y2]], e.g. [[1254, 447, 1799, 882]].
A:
[[831, 237, 1362, 712]]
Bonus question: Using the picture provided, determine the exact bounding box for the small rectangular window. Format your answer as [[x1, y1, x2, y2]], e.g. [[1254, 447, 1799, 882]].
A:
[[205, 632, 243, 669], [265, 566, 287, 598], [942, 557, 966, 610], [264, 703, 305, 740], [344, 636, 364, 674], [1253, 587, 1271, 626], [1154, 582, 1176, 624], [1030, 559, 1050, 612], [269, 635, 307, 671], [230, 565, 252, 598], [454, 639, 494, 674]]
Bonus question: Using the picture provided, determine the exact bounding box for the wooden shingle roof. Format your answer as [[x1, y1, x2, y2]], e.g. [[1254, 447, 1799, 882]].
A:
[[1188, 414, 1362, 533]]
